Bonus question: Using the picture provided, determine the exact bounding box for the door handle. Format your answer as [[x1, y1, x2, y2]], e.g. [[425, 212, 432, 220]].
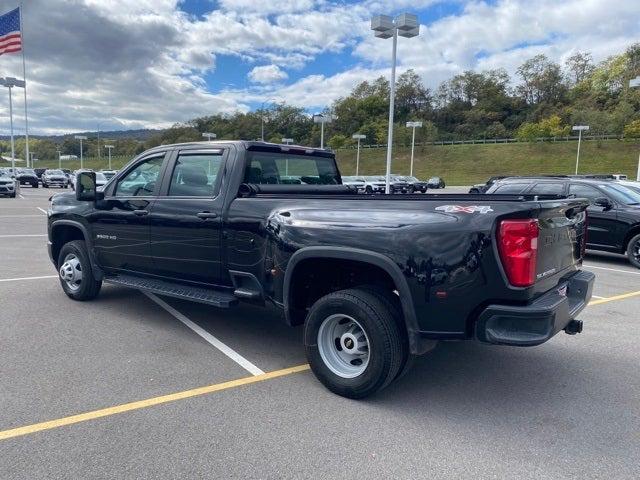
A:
[[133, 209, 149, 216], [197, 211, 218, 219]]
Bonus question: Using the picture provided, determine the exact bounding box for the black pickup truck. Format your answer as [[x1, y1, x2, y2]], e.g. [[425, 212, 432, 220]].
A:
[[47, 141, 594, 398]]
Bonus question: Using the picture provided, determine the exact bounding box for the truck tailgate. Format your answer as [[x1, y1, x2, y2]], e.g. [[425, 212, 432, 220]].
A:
[[535, 199, 588, 285]]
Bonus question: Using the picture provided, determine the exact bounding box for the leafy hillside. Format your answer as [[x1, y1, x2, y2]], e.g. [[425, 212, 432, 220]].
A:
[[334, 140, 639, 185], [25, 139, 639, 186]]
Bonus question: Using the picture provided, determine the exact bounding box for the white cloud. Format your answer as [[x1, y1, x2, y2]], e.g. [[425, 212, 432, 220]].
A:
[[0, 0, 637, 134], [248, 65, 289, 84]]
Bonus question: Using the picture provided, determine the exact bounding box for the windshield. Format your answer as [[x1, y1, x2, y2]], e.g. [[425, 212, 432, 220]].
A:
[[18, 169, 35, 174], [598, 183, 640, 205], [47, 170, 63, 175]]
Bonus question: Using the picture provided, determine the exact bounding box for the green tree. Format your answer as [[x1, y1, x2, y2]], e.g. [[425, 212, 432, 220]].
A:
[[624, 120, 640, 138]]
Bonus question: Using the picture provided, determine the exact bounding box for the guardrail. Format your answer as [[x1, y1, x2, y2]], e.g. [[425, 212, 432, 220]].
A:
[[336, 133, 626, 150]]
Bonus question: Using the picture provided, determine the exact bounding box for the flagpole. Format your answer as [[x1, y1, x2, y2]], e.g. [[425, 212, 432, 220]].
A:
[[19, 3, 29, 168]]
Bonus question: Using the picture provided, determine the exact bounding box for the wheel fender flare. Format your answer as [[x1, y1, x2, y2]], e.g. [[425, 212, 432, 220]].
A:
[[283, 246, 420, 352], [51, 219, 104, 280]]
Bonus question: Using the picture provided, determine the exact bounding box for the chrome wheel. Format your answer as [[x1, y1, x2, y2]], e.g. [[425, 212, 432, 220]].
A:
[[633, 240, 640, 262], [317, 314, 370, 378], [59, 253, 83, 291]]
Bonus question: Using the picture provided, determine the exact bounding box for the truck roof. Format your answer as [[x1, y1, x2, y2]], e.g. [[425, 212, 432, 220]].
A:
[[145, 140, 333, 157]]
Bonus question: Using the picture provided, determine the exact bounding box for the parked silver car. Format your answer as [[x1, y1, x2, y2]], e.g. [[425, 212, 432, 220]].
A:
[[0, 168, 17, 197], [42, 169, 69, 188]]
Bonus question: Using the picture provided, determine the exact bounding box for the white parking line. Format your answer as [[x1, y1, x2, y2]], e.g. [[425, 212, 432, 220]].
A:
[[143, 291, 266, 376], [592, 295, 605, 299], [36, 207, 48, 215], [0, 234, 46, 238], [584, 264, 640, 276], [0, 275, 57, 283], [18, 194, 24, 199]]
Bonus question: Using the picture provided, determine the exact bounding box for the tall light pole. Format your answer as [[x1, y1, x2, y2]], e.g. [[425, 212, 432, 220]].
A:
[[0, 77, 26, 173], [352, 134, 366, 176], [630, 76, 640, 180], [371, 13, 420, 193], [406, 121, 422, 176], [282, 139, 294, 175], [104, 145, 114, 170], [56, 147, 62, 169], [96, 121, 106, 159], [313, 114, 335, 149], [202, 132, 216, 142], [572, 125, 589, 174], [75, 135, 87, 169]]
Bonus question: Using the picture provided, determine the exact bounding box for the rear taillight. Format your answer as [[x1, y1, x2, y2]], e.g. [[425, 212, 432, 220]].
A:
[[498, 219, 539, 287]]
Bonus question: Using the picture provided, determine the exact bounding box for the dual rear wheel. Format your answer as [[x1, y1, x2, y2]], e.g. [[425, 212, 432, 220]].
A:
[[304, 287, 412, 399]]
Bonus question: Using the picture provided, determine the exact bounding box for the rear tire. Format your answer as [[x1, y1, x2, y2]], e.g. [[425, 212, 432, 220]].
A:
[[626, 233, 640, 269], [304, 288, 406, 399], [57, 240, 102, 300]]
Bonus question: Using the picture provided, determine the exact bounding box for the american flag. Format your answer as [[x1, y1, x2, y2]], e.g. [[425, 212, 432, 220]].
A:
[[0, 7, 22, 56]]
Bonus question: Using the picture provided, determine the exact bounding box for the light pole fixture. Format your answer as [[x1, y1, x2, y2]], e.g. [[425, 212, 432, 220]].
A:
[[313, 114, 336, 149], [406, 121, 423, 177], [0, 77, 26, 172], [572, 125, 589, 175], [352, 134, 366, 176], [105, 145, 114, 170], [202, 132, 216, 142], [372, 13, 420, 193], [630, 77, 640, 180], [74, 135, 87, 169]]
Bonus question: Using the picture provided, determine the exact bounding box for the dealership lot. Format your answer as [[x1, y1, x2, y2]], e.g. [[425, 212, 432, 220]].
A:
[[1, 187, 639, 479]]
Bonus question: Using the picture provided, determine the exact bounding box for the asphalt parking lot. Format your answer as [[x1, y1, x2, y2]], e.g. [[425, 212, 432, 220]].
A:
[[1, 186, 639, 479]]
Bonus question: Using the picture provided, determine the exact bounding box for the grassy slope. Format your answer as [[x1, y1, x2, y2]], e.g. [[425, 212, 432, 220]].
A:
[[335, 140, 640, 185], [20, 140, 640, 186]]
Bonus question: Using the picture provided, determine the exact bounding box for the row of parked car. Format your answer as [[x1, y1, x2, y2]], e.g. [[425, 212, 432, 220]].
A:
[[342, 175, 446, 194], [0, 167, 118, 194], [471, 173, 640, 269]]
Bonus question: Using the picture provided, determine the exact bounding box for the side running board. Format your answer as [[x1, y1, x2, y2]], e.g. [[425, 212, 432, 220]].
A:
[[104, 275, 238, 308]]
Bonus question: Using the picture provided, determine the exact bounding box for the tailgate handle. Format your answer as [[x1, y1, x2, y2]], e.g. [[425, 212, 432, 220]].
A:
[[197, 211, 218, 219]]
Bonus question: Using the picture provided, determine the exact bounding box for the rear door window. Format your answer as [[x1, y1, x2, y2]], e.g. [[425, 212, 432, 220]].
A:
[[491, 183, 529, 194], [527, 183, 565, 195], [168, 153, 224, 197]]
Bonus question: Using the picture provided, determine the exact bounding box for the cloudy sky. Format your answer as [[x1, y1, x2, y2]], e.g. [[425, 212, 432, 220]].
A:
[[0, 0, 638, 135]]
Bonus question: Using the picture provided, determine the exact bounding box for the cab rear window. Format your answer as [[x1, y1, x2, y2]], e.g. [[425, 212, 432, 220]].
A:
[[244, 152, 340, 185]]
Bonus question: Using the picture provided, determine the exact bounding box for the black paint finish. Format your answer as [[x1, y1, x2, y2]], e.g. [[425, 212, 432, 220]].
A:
[[48, 141, 592, 353]]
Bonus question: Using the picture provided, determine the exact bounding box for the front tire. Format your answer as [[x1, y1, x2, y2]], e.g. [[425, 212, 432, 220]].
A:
[[304, 288, 407, 399], [627, 234, 640, 269], [57, 240, 102, 300]]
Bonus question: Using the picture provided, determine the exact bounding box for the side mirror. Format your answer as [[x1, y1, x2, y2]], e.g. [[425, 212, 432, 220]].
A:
[[593, 197, 612, 210], [76, 171, 97, 201]]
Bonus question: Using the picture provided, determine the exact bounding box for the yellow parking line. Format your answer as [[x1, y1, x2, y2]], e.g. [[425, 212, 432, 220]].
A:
[[589, 290, 640, 306], [0, 364, 310, 442]]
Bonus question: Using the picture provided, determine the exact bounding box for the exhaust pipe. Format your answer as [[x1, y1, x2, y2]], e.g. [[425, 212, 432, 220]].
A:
[[564, 320, 583, 335]]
